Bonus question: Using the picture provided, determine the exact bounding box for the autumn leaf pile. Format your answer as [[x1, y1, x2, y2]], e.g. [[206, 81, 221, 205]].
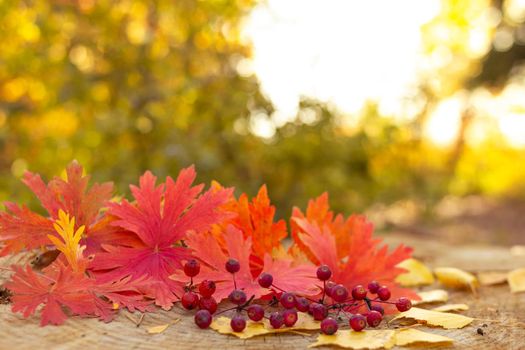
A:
[[0, 161, 415, 326]]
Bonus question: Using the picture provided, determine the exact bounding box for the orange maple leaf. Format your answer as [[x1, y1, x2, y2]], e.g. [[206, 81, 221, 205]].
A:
[[210, 184, 287, 275], [291, 193, 419, 312]]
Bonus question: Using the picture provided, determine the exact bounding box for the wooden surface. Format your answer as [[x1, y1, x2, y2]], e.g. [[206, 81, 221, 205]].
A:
[[1, 232, 525, 350]]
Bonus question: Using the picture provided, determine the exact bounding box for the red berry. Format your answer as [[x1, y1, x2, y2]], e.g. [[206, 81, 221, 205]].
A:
[[181, 292, 199, 310], [198, 296, 218, 314], [258, 272, 273, 288], [366, 310, 383, 328], [184, 259, 200, 277], [377, 286, 391, 301], [331, 284, 348, 303], [395, 297, 412, 312], [228, 289, 247, 305], [316, 265, 332, 281], [367, 281, 380, 294], [308, 302, 315, 315], [269, 311, 284, 329], [225, 258, 240, 273], [351, 285, 367, 300], [371, 304, 385, 315], [280, 292, 296, 309], [198, 280, 216, 297], [320, 317, 338, 335], [194, 309, 212, 329], [311, 303, 328, 321], [247, 304, 265, 322], [349, 314, 367, 331], [325, 281, 336, 297], [230, 314, 246, 332], [282, 309, 298, 327], [295, 297, 310, 312]]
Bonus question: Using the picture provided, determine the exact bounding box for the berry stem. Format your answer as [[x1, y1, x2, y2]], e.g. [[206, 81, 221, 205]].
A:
[[270, 283, 286, 293], [364, 297, 372, 310], [240, 295, 255, 309], [233, 274, 237, 290], [321, 280, 326, 303], [214, 306, 239, 316], [344, 302, 366, 313], [340, 308, 352, 320], [264, 296, 279, 311]]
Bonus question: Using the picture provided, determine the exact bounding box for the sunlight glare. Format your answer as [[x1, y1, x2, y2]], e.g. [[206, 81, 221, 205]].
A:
[[244, 0, 441, 117], [425, 94, 465, 146]]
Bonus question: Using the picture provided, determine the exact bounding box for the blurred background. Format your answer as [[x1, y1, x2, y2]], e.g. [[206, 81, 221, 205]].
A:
[[1, 0, 525, 244]]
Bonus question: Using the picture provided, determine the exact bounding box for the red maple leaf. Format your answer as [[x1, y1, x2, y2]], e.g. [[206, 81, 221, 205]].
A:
[[89, 167, 232, 309], [23, 160, 113, 226], [84, 215, 143, 256], [0, 203, 55, 255], [209, 184, 288, 276], [91, 275, 154, 316], [0, 161, 113, 255], [180, 225, 317, 301], [6, 261, 152, 326], [291, 194, 419, 312], [182, 226, 263, 300], [5, 265, 98, 326]]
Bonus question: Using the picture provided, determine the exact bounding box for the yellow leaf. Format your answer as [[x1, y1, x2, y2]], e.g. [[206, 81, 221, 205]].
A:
[[211, 313, 319, 339], [394, 328, 453, 346], [48, 209, 86, 272], [432, 304, 469, 312], [396, 258, 434, 287], [434, 267, 478, 293], [390, 307, 473, 329], [147, 323, 170, 334], [309, 330, 396, 349], [211, 318, 268, 339], [510, 245, 525, 256], [145, 319, 179, 334], [477, 271, 508, 286], [508, 268, 525, 293], [412, 289, 448, 305]]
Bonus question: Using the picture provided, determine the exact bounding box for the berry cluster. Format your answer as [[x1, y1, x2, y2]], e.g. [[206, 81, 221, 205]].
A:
[[184, 259, 412, 334], [180, 259, 218, 329], [311, 265, 412, 334]]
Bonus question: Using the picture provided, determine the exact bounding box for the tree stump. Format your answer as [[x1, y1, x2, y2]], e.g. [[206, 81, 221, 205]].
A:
[[1, 232, 524, 349]]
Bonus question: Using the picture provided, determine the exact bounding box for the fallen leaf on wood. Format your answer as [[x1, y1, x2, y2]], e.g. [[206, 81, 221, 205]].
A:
[[147, 324, 170, 334], [395, 258, 434, 287], [308, 328, 454, 349], [477, 271, 508, 286], [211, 317, 268, 339], [510, 245, 525, 256], [394, 328, 453, 346], [146, 319, 180, 334], [308, 329, 396, 349], [508, 268, 525, 293], [412, 289, 448, 305], [390, 307, 473, 329], [434, 267, 478, 293], [432, 304, 469, 312], [211, 313, 319, 339]]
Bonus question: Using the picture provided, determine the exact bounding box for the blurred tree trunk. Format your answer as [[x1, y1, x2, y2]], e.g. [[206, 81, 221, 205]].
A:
[[448, 103, 474, 170]]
